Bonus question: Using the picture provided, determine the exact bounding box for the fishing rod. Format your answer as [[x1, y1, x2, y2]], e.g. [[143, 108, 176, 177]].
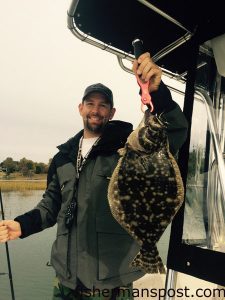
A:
[[0, 188, 16, 300]]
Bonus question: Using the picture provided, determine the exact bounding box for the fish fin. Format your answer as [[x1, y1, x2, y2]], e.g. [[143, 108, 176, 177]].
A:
[[130, 245, 166, 274]]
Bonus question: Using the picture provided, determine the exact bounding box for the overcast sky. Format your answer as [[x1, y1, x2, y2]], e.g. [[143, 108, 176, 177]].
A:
[[0, 0, 186, 164]]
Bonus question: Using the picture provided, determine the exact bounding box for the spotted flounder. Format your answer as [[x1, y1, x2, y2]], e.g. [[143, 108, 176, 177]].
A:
[[108, 109, 184, 273]]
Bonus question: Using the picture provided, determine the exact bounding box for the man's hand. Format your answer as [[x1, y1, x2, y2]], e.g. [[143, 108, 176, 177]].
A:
[[0, 220, 22, 242], [132, 52, 162, 93]]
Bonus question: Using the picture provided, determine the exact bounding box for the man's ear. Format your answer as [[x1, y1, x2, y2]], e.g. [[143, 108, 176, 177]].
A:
[[109, 108, 116, 120], [78, 103, 83, 116]]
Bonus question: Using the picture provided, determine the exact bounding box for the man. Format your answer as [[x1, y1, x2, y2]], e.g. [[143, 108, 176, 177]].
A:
[[0, 53, 188, 299]]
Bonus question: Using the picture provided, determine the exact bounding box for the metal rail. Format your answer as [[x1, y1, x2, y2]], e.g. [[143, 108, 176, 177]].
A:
[[137, 0, 192, 33], [117, 56, 187, 83], [164, 269, 178, 300], [67, 0, 194, 78], [194, 87, 225, 202], [67, 2, 211, 83]]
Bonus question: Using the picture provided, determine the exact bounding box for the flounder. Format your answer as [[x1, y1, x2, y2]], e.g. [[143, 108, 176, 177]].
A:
[[108, 109, 184, 273]]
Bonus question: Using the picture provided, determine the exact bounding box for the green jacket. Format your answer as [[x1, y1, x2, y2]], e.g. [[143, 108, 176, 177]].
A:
[[15, 83, 188, 290]]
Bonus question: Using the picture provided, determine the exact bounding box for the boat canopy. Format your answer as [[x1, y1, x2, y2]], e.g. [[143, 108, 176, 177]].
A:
[[67, 0, 225, 78]]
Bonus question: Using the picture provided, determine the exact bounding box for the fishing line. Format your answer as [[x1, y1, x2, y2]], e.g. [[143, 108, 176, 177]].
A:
[[0, 188, 16, 300]]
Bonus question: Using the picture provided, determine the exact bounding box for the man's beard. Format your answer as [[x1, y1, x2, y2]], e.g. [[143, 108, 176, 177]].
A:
[[85, 116, 108, 134]]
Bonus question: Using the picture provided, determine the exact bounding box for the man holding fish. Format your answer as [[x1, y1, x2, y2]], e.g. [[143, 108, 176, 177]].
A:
[[0, 52, 188, 300]]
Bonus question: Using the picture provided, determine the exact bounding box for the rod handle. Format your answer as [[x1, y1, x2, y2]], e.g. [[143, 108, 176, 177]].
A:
[[132, 38, 145, 59]]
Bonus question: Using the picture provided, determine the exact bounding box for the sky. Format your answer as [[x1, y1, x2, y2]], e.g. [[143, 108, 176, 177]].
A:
[[0, 0, 186, 164]]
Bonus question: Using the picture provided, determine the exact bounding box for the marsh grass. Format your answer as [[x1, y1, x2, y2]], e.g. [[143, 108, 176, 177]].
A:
[[0, 180, 47, 192], [0, 172, 47, 191]]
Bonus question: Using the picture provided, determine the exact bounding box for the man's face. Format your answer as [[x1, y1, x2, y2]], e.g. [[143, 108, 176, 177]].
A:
[[78, 92, 116, 137]]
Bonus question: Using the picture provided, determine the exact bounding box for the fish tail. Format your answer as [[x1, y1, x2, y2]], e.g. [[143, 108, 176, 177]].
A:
[[131, 245, 166, 274]]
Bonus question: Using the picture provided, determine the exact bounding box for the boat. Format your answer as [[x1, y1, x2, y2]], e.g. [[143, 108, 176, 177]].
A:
[[67, 1, 225, 299]]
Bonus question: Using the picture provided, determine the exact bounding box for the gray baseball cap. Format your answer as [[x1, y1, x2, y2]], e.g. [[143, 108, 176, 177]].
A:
[[82, 83, 114, 107]]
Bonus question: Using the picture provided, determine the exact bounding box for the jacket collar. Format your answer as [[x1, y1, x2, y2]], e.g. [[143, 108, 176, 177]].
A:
[[57, 120, 133, 161]]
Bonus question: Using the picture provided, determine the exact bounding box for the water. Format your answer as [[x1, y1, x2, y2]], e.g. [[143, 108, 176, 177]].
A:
[[0, 191, 56, 300], [0, 191, 170, 300]]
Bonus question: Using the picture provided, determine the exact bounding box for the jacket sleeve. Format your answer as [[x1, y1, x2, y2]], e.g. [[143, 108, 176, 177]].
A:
[[14, 157, 62, 238], [150, 81, 188, 155]]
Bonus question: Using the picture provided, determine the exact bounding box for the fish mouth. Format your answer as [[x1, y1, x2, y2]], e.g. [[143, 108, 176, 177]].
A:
[[144, 109, 151, 125], [144, 109, 166, 130]]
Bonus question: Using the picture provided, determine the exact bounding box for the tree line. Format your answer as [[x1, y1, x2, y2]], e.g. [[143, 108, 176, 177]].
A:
[[0, 157, 52, 177], [0, 147, 205, 179]]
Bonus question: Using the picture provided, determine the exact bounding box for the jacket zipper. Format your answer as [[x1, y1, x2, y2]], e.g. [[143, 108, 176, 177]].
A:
[[66, 174, 79, 279]]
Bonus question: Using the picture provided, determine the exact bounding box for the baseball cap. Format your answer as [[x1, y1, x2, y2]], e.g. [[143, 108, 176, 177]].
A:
[[82, 83, 114, 107]]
